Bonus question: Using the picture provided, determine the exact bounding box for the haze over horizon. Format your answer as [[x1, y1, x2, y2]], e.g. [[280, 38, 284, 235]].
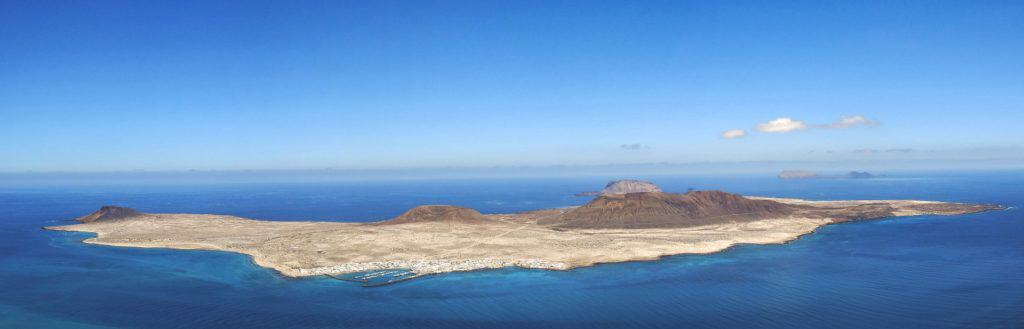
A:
[[3, 1, 1023, 173]]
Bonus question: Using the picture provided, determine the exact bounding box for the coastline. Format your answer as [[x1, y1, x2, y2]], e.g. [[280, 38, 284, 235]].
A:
[[44, 197, 1001, 280]]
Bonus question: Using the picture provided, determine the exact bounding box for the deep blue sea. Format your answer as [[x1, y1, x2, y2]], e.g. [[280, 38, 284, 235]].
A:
[[1, 172, 1022, 328]]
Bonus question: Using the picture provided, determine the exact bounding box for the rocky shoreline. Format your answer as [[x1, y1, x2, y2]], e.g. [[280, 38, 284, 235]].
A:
[[45, 182, 1003, 284]]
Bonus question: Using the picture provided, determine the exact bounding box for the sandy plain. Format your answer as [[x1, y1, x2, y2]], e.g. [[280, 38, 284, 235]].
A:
[[46, 197, 996, 281]]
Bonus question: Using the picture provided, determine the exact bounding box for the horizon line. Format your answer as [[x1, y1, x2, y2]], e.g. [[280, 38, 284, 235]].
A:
[[4, 158, 1024, 176]]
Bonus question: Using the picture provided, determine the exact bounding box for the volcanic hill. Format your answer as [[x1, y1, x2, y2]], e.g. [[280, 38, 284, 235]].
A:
[[548, 190, 797, 229], [74, 206, 145, 223], [381, 205, 492, 225]]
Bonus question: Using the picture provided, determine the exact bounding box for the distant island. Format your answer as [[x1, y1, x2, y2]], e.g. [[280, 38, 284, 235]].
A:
[[575, 179, 661, 196], [779, 170, 879, 179], [46, 180, 1001, 286]]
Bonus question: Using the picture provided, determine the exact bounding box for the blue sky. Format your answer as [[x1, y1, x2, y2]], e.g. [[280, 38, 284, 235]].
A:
[[2, 0, 1023, 172]]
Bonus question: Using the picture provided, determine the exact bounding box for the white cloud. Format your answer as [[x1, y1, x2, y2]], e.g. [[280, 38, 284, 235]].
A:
[[823, 115, 879, 129], [755, 117, 807, 133], [721, 129, 746, 139], [724, 115, 880, 139], [619, 143, 650, 151]]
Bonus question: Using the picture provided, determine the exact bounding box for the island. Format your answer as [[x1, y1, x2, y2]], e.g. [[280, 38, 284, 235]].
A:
[[779, 170, 879, 179], [45, 180, 1002, 286], [575, 179, 661, 196]]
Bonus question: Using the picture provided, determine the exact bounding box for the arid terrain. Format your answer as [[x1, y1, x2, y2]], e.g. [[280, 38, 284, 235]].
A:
[[46, 181, 1002, 284]]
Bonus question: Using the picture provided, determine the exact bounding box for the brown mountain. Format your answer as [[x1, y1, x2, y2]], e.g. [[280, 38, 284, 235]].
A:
[[75, 206, 145, 223], [546, 191, 797, 229], [380, 205, 492, 225]]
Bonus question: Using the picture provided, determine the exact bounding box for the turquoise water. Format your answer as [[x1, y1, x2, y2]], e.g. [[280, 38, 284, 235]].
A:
[[1, 173, 1022, 328]]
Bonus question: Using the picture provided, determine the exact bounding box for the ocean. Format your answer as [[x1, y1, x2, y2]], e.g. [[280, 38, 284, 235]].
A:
[[1, 172, 1022, 328]]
